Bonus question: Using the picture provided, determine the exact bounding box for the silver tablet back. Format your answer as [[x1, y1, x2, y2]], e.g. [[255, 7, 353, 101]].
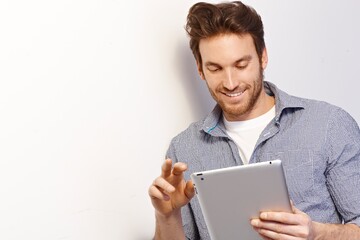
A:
[[191, 160, 291, 240]]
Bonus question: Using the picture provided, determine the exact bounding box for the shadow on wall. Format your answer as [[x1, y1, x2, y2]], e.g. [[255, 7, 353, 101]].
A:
[[177, 42, 215, 120]]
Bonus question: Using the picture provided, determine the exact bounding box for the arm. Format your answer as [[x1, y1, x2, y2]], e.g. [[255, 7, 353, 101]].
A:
[[148, 159, 195, 240], [250, 108, 360, 239], [154, 209, 185, 240], [313, 222, 360, 240]]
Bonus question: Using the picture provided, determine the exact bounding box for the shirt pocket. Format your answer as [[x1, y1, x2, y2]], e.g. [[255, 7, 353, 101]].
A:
[[262, 149, 314, 205]]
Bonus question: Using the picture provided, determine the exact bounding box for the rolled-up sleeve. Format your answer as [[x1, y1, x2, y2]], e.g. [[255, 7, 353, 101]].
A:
[[325, 107, 360, 226]]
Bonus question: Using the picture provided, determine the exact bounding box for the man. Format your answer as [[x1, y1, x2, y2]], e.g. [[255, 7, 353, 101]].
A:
[[148, 1, 360, 239]]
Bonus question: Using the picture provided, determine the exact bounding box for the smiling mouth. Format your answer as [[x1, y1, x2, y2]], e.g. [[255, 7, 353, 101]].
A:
[[225, 91, 243, 97]]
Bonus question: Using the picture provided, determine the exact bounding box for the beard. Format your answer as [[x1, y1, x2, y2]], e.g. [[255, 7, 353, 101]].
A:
[[207, 67, 264, 120]]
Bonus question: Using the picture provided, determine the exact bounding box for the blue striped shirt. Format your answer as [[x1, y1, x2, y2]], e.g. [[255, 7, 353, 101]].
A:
[[166, 81, 360, 239]]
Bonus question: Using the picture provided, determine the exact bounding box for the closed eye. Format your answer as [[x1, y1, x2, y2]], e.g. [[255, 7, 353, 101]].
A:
[[207, 66, 221, 72], [235, 57, 251, 70], [236, 64, 248, 70], [204, 62, 222, 73]]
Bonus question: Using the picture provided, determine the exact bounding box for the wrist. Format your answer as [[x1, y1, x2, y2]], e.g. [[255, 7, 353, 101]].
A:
[[312, 221, 325, 240], [155, 209, 185, 240], [156, 209, 182, 223], [311, 221, 360, 240]]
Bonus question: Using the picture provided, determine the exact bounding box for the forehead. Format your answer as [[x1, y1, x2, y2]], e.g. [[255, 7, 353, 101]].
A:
[[199, 33, 258, 64]]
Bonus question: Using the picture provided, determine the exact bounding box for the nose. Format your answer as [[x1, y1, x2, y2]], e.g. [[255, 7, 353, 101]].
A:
[[222, 68, 237, 91]]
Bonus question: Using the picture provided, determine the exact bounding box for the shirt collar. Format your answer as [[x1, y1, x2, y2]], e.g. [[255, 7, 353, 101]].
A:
[[201, 81, 306, 136]]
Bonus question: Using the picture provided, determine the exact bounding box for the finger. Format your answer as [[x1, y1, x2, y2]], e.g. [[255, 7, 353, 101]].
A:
[[172, 162, 188, 176], [251, 219, 305, 236], [289, 200, 306, 215], [259, 234, 272, 240], [251, 226, 273, 240], [161, 159, 172, 178], [170, 162, 188, 186], [153, 177, 175, 194], [292, 204, 305, 215], [259, 211, 301, 225], [290, 199, 297, 213], [257, 228, 300, 240], [184, 180, 195, 200], [148, 185, 170, 201]]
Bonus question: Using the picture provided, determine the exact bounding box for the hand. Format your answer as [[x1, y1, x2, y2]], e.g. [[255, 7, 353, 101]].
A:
[[148, 159, 195, 218], [250, 202, 315, 240]]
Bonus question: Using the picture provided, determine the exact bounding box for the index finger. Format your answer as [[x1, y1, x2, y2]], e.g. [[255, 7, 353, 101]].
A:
[[172, 162, 188, 176], [161, 158, 172, 178]]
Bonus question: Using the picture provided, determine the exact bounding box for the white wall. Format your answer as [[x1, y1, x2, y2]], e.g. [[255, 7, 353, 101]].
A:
[[0, 1, 358, 239]]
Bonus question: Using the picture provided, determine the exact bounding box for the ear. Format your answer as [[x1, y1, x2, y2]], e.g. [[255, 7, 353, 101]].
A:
[[261, 48, 268, 70], [196, 61, 205, 80]]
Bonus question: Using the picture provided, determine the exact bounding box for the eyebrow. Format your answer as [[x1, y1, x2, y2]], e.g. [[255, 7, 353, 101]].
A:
[[234, 55, 252, 64], [204, 55, 253, 67], [204, 62, 221, 68]]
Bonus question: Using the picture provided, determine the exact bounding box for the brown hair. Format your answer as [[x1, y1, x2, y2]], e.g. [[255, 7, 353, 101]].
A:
[[185, 1, 265, 69]]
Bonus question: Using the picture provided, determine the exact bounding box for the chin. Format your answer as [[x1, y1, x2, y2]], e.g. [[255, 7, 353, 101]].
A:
[[222, 105, 249, 118]]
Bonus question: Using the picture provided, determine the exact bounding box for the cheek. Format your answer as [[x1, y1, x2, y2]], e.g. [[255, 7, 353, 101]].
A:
[[227, 70, 252, 84], [202, 74, 218, 88], [205, 79, 218, 91], [241, 67, 261, 83]]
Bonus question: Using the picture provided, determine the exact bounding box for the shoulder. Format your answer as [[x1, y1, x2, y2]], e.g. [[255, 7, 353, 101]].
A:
[[273, 84, 359, 139], [293, 95, 355, 122], [168, 105, 222, 148], [276, 85, 353, 122], [169, 119, 205, 147], [283, 94, 360, 142], [267, 82, 346, 120], [165, 118, 207, 164]]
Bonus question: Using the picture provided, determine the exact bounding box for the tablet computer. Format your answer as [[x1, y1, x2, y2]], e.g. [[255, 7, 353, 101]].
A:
[[190, 160, 291, 240]]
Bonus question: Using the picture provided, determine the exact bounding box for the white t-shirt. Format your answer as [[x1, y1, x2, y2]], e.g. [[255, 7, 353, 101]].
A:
[[223, 106, 276, 164]]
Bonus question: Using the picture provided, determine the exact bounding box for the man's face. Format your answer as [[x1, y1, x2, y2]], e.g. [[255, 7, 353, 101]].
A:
[[198, 33, 270, 121]]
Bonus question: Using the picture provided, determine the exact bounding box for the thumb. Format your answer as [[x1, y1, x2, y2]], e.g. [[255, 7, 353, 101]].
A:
[[184, 180, 195, 200], [291, 201, 305, 215]]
